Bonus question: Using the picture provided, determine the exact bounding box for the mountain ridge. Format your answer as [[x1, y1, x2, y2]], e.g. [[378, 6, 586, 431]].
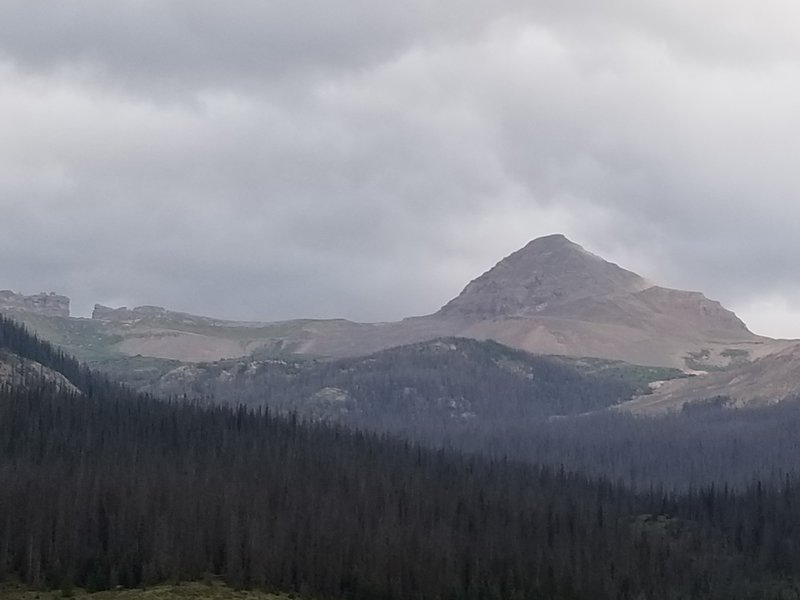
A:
[[1, 234, 785, 370]]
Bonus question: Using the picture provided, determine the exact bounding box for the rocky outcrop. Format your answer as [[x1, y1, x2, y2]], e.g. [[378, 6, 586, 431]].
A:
[[0, 290, 70, 317], [633, 286, 751, 337], [93, 304, 236, 327], [92, 304, 166, 322]]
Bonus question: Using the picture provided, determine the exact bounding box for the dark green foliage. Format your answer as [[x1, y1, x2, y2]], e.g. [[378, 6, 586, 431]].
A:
[[0, 313, 109, 395], [428, 400, 800, 490], [4, 319, 800, 598], [128, 334, 800, 490], [551, 357, 684, 392], [5, 384, 800, 599]]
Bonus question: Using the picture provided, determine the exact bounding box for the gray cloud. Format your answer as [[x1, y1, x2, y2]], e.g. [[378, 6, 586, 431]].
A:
[[1, 1, 800, 337]]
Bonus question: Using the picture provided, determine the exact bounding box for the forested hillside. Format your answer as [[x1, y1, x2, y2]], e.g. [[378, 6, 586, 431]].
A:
[[123, 335, 800, 489], [6, 383, 800, 599], [432, 402, 800, 489], [3, 318, 800, 599], [6, 313, 800, 490], [143, 338, 672, 422], [0, 314, 104, 395]]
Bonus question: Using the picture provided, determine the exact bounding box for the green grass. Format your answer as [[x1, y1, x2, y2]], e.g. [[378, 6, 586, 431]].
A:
[[552, 356, 686, 393], [7, 310, 342, 365], [0, 582, 295, 600], [5, 312, 125, 363]]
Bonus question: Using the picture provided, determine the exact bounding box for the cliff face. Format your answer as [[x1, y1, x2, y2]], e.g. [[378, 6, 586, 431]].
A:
[[0, 290, 70, 318]]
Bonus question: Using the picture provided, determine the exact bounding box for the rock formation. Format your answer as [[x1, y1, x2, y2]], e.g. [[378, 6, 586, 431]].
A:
[[0, 290, 70, 318]]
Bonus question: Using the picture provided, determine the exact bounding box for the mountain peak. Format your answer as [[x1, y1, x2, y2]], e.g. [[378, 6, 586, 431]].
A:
[[522, 233, 574, 246], [438, 234, 647, 319]]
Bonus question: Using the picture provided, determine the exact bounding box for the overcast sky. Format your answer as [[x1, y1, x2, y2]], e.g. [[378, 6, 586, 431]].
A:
[[1, 1, 800, 337]]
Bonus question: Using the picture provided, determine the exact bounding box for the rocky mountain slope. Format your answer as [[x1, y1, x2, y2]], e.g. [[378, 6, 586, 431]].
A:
[[618, 342, 800, 415], [1, 234, 787, 370], [438, 234, 650, 318], [426, 234, 778, 368]]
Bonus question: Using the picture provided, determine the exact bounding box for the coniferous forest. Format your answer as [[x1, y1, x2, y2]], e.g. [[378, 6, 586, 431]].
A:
[[123, 337, 800, 490], [5, 315, 800, 599]]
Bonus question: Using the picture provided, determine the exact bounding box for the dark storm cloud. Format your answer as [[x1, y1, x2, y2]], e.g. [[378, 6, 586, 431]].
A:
[[0, 0, 530, 94], [1, 1, 799, 336]]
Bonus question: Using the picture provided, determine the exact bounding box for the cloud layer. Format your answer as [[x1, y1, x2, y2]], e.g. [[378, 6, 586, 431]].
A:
[[1, 1, 799, 337]]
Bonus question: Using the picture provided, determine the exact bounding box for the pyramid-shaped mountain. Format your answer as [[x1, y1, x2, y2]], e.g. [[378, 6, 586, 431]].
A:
[[438, 234, 649, 319], [437, 235, 751, 337], [412, 234, 764, 369]]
